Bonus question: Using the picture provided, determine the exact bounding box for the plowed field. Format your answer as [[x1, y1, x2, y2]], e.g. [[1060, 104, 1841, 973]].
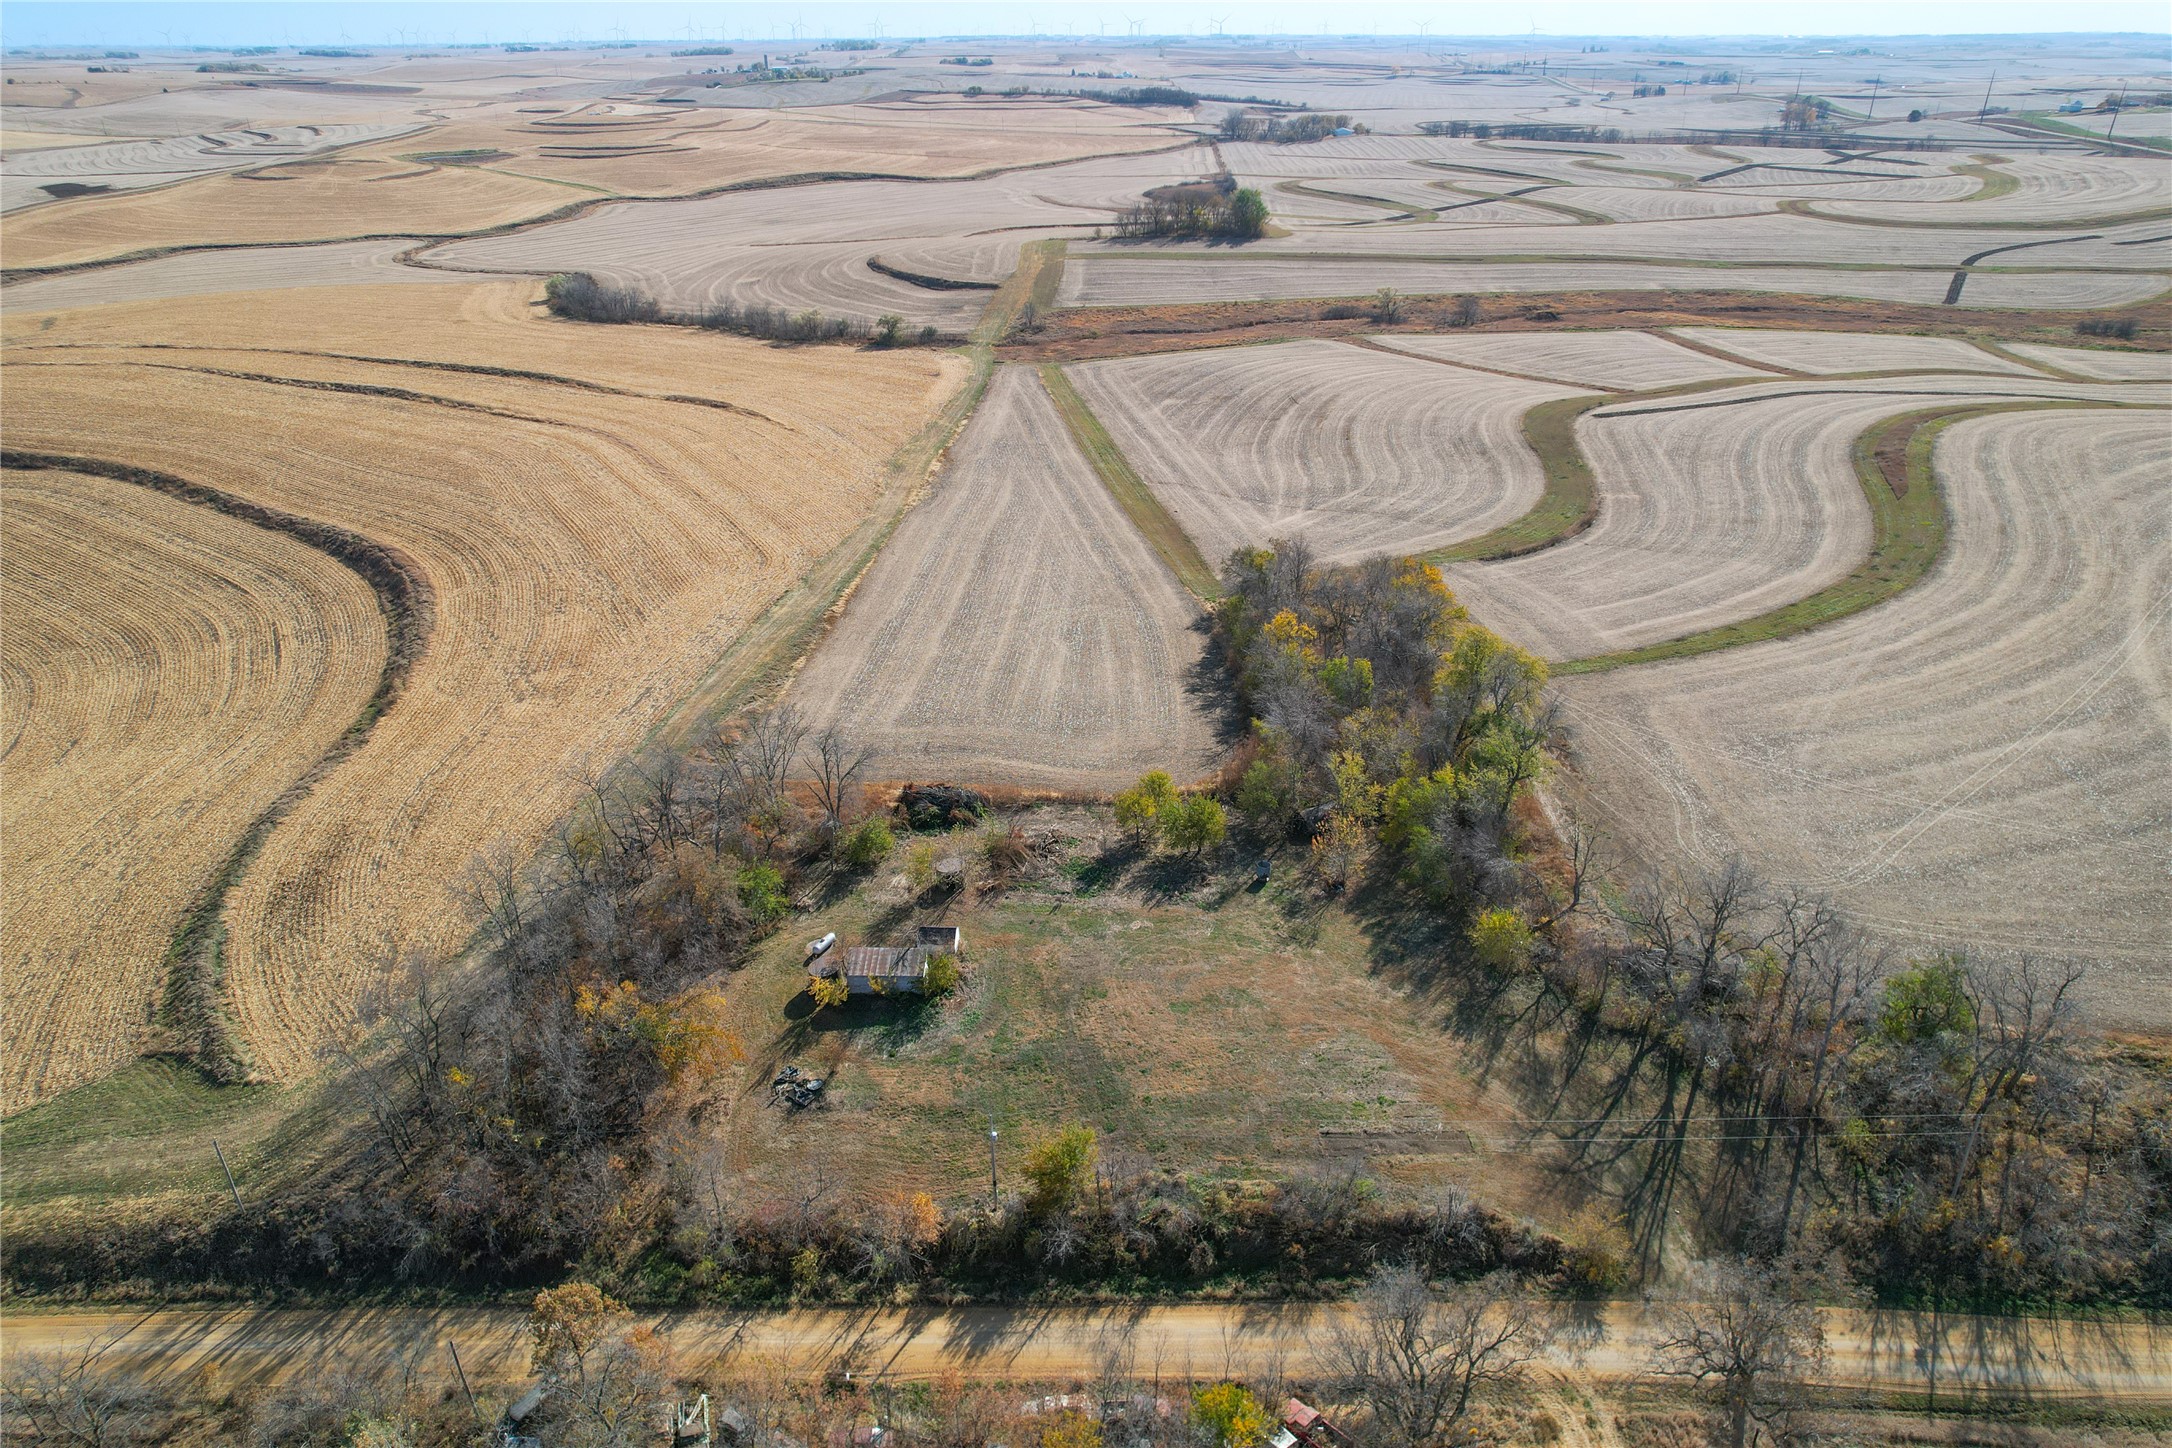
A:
[[1670, 326, 2047, 375], [0, 239, 475, 313], [1066, 339, 1585, 565], [1446, 374, 2160, 661], [1372, 329, 1774, 389], [426, 147, 1204, 326], [2, 282, 966, 1086], [1557, 409, 2172, 1024], [787, 366, 1218, 788], [1, 468, 385, 1110]]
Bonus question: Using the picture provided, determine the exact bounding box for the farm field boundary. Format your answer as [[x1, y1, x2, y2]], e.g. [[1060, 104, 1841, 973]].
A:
[[643, 351, 995, 754], [1427, 393, 1610, 562], [1003, 289, 2172, 365], [1552, 397, 2170, 674], [975, 238, 1068, 345], [0, 449, 430, 1079], [1038, 362, 1220, 600]]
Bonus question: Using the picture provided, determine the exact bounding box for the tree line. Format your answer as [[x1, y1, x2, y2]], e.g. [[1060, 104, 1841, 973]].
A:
[[544, 273, 943, 347], [1189, 543, 2170, 1310]]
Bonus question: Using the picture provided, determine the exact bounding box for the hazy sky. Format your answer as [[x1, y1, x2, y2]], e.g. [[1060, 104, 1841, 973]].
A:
[[7, 2, 2170, 46]]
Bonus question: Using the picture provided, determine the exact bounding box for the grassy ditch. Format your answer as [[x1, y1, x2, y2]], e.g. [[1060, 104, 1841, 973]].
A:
[[2010, 112, 2172, 153], [1038, 362, 1221, 600], [974, 237, 1067, 344], [1553, 398, 2167, 674], [1277, 179, 1436, 223], [1953, 156, 2021, 202], [1428, 394, 1611, 563], [1779, 195, 2172, 229], [1, 449, 432, 1082]]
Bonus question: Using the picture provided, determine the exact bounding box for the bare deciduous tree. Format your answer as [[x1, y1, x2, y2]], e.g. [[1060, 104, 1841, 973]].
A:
[[805, 723, 872, 837], [1653, 1254, 1830, 1448], [1325, 1265, 1556, 1448], [1, 1330, 161, 1447]]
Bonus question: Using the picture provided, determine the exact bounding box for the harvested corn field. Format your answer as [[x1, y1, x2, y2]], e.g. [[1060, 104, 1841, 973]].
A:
[[349, 97, 1189, 199], [1557, 409, 2172, 1025], [2002, 342, 2172, 381], [2, 282, 966, 1085], [787, 366, 1219, 788], [0, 159, 577, 271], [0, 467, 386, 1110], [1065, 339, 1586, 565], [0, 123, 419, 213]]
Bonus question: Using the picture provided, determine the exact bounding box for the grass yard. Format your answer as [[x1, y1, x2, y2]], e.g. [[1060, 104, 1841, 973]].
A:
[[1, 1058, 325, 1224], [705, 810, 1568, 1228]]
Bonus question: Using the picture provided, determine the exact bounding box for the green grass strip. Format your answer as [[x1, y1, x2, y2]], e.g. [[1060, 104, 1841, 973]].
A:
[[1554, 398, 2166, 674], [1038, 363, 1220, 601], [2010, 112, 2172, 154], [1779, 196, 2172, 230], [1953, 157, 2021, 202], [974, 238, 1068, 344], [1278, 180, 1436, 223], [1428, 394, 1611, 562]]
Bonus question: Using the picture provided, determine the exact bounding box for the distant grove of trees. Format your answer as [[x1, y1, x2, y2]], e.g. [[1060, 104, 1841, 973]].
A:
[[1109, 181, 1269, 241]]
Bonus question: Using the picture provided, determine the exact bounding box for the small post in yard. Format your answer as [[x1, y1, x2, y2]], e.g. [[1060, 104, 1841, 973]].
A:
[[211, 1139, 242, 1206], [448, 1340, 481, 1425]]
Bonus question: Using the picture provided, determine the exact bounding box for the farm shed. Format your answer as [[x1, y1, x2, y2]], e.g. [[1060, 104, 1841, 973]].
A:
[[813, 945, 931, 996]]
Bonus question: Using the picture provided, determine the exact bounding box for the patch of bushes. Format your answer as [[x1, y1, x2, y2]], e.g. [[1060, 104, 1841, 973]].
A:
[[543, 271, 663, 324], [2076, 316, 2139, 340]]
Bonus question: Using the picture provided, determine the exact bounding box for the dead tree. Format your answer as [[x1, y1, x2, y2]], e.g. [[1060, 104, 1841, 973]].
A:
[[1325, 1264, 1555, 1448]]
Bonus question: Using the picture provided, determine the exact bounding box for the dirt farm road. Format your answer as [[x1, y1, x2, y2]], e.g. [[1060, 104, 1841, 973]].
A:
[[5, 1302, 2168, 1400]]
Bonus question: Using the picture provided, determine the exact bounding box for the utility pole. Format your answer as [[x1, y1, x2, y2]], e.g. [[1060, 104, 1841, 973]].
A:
[[1977, 69, 1996, 124], [2105, 81, 2129, 143], [1866, 77, 1880, 119], [986, 1119, 1000, 1208], [211, 1139, 242, 1206]]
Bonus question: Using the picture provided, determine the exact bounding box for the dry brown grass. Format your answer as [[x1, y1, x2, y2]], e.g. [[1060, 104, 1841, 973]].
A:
[[2, 281, 967, 1087], [0, 468, 385, 1110]]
